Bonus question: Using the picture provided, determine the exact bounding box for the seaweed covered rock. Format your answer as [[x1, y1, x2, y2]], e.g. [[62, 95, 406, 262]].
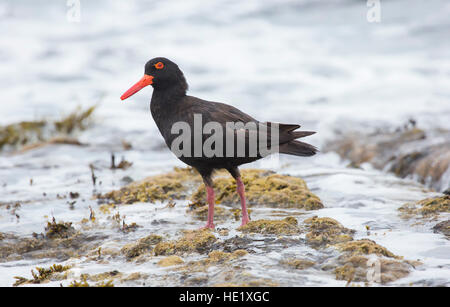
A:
[[157, 255, 184, 267], [433, 220, 450, 238], [0, 225, 103, 262], [332, 239, 415, 284], [153, 229, 217, 256], [304, 216, 354, 246], [99, 168, 322, 210], [335, 239, 399, 258], [0, 106, 95, 152], [45, 219, 76, 239], [238, 217, 300, 235], [281, 258, 315, 270], [207, 250, 248, 263], [399, 195, 450, 219], [191, 169, 323, 210], [121, 234, 162, 259], [97, 167, 201, 204], [323, 125, 450, 191]]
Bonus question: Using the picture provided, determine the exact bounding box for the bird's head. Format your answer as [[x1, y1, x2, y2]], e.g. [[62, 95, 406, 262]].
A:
[[121, 57, 188, 100]]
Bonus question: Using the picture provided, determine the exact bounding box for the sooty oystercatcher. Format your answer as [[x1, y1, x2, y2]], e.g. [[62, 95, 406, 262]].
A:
[[121, 57, 317, 229]]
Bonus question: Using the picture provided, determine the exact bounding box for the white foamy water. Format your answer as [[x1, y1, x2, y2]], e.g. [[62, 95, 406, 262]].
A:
[[0, 0, 449, 286]]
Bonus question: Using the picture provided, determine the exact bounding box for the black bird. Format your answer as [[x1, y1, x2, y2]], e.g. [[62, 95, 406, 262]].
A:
[[121, 57, 317, 229]]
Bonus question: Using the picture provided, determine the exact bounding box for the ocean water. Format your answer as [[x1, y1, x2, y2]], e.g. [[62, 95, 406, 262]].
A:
[[0, 0, 449, 286]]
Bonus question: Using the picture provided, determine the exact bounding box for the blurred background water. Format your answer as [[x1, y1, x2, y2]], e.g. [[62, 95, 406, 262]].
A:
[[0, 0, 449, 287]]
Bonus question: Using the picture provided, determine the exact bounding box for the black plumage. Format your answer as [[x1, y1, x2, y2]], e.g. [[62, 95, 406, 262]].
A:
[[121, 57, 317, 228]]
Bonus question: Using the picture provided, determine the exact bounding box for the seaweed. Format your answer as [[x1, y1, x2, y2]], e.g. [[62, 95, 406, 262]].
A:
[[153, 229, 216, 256], [304, 216, 354, 246], [238, 217, 300, 235], [13, 264, 70, 286]]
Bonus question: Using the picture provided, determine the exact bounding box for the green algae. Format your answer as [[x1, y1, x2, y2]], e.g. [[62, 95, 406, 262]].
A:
[[304, 216, 354, 246], [238, 217, 300, 235]]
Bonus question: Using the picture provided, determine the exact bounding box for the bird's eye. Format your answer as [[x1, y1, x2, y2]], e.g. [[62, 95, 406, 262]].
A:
[[154, 62, 164, 70]]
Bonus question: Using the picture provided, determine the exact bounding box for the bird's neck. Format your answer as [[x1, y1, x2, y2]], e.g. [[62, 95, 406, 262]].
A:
[[150, 83, 187, 123], [152, 83, 186, 103]]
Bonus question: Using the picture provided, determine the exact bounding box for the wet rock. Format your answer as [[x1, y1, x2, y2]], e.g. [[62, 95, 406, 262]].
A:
[[191, 169, 323, 210], [0, 225, 105, 262], [187, 202, 253, 222], [157, 255, 184, 267], [433, 220, 450, 238], [332, 239, 416, 284], [304, 216, 354, 246], [84, 270, 122, 282], [399, 195, 450, 219], [121, 234, 162, 259], [153, 229, 217, 256], [99, 168, 323, 211], [187, 203, 233, 220], [324, 126, 450, 191], [281, 258, 315, 270], [45, 219, 76, 239], [335, 239, 399, 258], [206, 250, 248, 263], [120, 272, 148, 282], [238, 217, 300, 235], [97, 167, 201, 204]]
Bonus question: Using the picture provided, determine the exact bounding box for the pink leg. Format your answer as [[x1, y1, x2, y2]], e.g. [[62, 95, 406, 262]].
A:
[[236, 177, 250, 226], [200, 186, 215, 229]]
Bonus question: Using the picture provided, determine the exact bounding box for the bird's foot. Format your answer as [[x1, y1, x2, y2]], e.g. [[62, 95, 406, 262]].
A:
[[199, 223, 215, 230], [240, 217, 250, 227]]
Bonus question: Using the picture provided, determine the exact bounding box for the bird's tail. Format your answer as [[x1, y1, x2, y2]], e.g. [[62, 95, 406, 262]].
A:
[[279, 140, 318, 157], [277, 123, 318, 157]]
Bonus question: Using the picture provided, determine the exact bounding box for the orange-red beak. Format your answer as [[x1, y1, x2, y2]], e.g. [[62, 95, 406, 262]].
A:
[[120, 74, 154, 100]]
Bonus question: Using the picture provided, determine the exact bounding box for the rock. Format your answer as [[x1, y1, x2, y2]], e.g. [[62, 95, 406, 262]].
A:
[[399, 195, 450, 219], [324, 126, 450, 191], [281, 258, 315, 270], [120, 234, 162, 259], [45, 220, 76, 239], [191, 169, 323, 210], [335, 239, 399, 258], [97, 167, 201, 204], [304, 216, 354, 246], [332, 240, 416, 284], [153, 229, 217, 256], [433, 220, 450, 238], [99, 168, 323, 211], [238, 217, 300, 235], [157, 255, 184, 267]]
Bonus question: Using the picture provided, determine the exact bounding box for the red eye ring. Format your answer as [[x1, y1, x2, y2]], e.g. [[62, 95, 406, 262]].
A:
[[154, 62, 164, 69]]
